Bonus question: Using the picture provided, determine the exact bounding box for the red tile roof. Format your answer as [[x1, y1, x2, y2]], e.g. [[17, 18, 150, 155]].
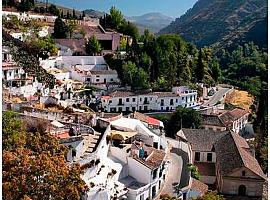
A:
[[191, 179, 209, 195], [133, 112, 161, 127]]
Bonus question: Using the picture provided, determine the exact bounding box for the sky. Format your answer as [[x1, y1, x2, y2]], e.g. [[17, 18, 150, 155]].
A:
[[48, 0, 198, 18]]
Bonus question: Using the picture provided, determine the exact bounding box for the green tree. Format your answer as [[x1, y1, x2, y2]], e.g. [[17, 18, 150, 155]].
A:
[[165, 106, 202, 137], [209, 58, 222, 83], [72, 8, 77, 19], [85, 35, 102, 55], [48, 4, 60, 16], [31, 37, 58, 59], [67, 20, 77, 38], [188, 164, 200, 180], [109, 6, 124, 29], [53, 17, 68, 38]]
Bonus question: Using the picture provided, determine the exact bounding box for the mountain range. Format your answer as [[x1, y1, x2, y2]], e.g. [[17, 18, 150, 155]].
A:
[[126, 12, 174, 34], [159, 0, 268, 50]]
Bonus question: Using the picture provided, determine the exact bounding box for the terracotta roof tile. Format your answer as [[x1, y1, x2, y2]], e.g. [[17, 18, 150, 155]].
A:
[[133, 112, 161, 127], [191, 179, 209, 195]]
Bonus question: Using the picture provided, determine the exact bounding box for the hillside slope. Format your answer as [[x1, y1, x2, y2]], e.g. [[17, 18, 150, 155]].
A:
[[159, 0, 267, 49]]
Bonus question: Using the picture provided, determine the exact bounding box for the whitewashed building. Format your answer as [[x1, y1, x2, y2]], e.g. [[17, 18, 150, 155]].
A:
[[40, 56, 119, 85], [101, 88, 197, 113]]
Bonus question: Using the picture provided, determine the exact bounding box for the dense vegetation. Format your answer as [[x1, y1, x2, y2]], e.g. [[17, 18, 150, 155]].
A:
[[219, 43, 267, 97], [3, 111, 87, 200], [159, 0, 267, 50], [3, 31, 56, 88], [106, 30, 221, 91], [100, 6, 140, 39]]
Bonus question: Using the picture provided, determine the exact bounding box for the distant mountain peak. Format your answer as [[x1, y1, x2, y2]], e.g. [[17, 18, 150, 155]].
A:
[[126, 12, 174, 34]]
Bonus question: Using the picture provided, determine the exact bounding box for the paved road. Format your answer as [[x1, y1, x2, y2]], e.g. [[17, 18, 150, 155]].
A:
[[202, 87, 231, 107], [159, 152, 183, 197]]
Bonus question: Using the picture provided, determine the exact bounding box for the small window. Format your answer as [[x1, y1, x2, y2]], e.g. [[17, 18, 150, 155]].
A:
[[126, 107, 130, 111], [195, 152, 200, 161], [132, 98, 136, 102], [109, 100, 112, 103], [242, 171, 246, 176], [176, 99, 178, 103], [207, 153, 212, 162], [96, 79, 99, 82], [182, 97, 184, 100], [96, 75, 100, 77], [110, 78, 113, 81], [126, 98, 129, 102]]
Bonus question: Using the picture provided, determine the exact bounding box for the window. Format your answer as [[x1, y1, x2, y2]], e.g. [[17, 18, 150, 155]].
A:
[[132, 98, 136, 102], [140, 98, 142, 101], [195, 152, 200, 161], [242, 171, 246, 176], [170, 99, 173, 105], [207, 153, 212, 162], [9, 71, 12, 76], [86, 78, 91, 82], [182, 97, 184, 100], [118, 107, 122, 112], [132, 107, 136, 111], [109, 100, 112, 104], [126, 107, 130, 112], [176, 99, 178, 103], [152, 169, 158, 179], [96, 79, 99, 82], [161, 99, 164, 106], [140, 194, 144, 200], [126, 98, 129, 102], [96, 75, 100, 77], [110, 78, 113, 81], [139, 106, 142, 110]]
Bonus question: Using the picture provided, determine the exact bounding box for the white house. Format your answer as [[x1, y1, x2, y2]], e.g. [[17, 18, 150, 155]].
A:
[[40, 56, 120, 85], [3, 11, 57, 23], [101, 88, 198, 113]]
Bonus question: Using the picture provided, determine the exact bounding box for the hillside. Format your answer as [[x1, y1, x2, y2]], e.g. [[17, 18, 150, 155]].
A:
[[83, 9, 106, 18], [159, 0, 267, 50], [126, 12, 173, 34]]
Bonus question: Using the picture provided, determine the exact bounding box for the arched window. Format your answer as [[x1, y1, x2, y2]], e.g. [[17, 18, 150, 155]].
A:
[[238, 185, 246, 196]]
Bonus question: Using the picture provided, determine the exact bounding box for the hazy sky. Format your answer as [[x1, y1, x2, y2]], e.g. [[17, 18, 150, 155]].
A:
[[48, 0, 198, 18]]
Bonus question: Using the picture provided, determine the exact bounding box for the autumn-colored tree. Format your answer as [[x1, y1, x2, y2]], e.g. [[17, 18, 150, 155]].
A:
[[3, 111, 88, 200], [196, 191, 224, 200]]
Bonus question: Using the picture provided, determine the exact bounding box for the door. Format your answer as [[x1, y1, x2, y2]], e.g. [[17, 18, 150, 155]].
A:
[[238, 185, 246, 196]]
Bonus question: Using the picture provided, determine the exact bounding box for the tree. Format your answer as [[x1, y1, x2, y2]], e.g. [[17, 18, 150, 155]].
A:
[[188, 164, 200, 180], [85, 35, 102, 55], [18, 0, 34, 12], [72, 8, 77, 19], [48, 4, 60, 16], [165, 106, 202, 137], [209, 58, 222, 83], [196, 191, 224, 200], [31, 37, 58, 59], [109, 6, 124, 29], [67, 20, 77, 38], [122, 61, 149, 90], [3, 111, 88, 200], [53, 17, 68, 39]]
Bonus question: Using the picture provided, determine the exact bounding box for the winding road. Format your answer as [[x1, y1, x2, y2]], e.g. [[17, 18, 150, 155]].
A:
[[202, 87, 231, 107]]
